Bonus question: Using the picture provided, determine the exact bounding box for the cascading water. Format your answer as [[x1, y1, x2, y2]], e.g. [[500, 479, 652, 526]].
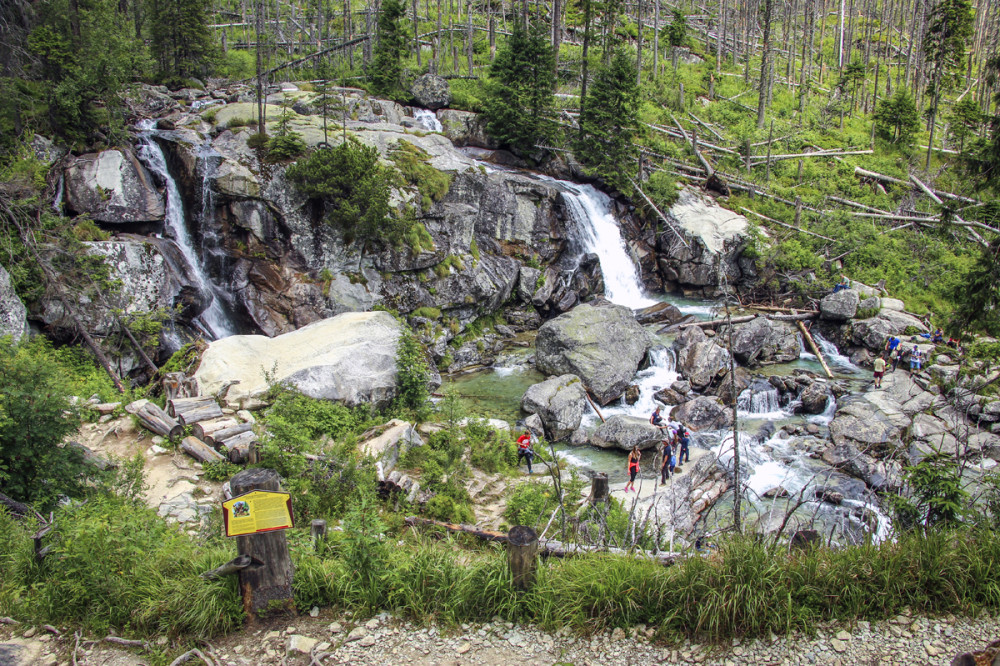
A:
[[558, 182, 657, 310], [737, 384, 785, 418], [51, 174, 64, 215], [812, 331, 860, 373], [135, 120, 236, 339], [413, 108, 443, 133]]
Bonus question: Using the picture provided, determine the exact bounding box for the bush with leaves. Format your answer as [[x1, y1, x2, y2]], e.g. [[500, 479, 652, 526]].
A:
[[395, 324, 430, 413], [369, 0, 409, 97], [889, 453, 968, 532]]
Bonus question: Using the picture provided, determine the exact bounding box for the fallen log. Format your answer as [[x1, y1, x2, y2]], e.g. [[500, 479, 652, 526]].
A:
[[135, 402, 183, 439], [192, 417, 239, 442], [767, 312, 820, 321], [854, 167, 977, 204], [228, 440, 257, 465], [584, 391, 606, 424], [206, 423, 253, 447], [738, 207, 835, 242], [403, 516, 682, 566], [178, 403, 225, 427], [658, 315, 756, 334], [219, 430, 256, 453], [180, 436, 225, 463], [797, 321, 833, 379], [167, 396, 215, 418]]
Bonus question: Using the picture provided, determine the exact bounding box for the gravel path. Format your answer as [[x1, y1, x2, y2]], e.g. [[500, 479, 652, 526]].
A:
[[4, 609, 998, 665]]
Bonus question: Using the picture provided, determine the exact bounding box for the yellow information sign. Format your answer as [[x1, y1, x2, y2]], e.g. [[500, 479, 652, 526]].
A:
[[222, 490, 294, 537]]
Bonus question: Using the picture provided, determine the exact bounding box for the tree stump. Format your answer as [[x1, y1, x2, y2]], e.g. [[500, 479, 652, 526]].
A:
[[589, 473, 609, 505], [230, 468, 295, 620], [311, 519, 327, 551], [507, 525, 539, 592]]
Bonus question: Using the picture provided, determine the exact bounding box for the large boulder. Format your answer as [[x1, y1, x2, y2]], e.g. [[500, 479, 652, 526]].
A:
[[728, 317, 800, 366], [359, 419, 424, 478], [195, 311, 403, 408], [673, 396, 734, 431], [438, 109, 497, 149], [0, 264, 28, 341], [797, 381, 831, 414], [64, 149, 165, 224], [590, 415, 662, 451], [535, 303, 654, 405], [657, 187, 750, 294], [828, 394, 905, 455], [520, 374, 588, 441], [821, 442, 901, 490], [819, 289, 860, 322], [410, 74, 451, 110], [673, 325, 729, 391]]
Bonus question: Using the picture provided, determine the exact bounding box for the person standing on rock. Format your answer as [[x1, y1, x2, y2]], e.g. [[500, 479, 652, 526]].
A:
[[909, 346, 923, 373], [678, 427, 690, 465], [626, 447, 642, 492], [873, 354, 886, 389], [516, 430, 535, 474], [660, 439, 674, 484]]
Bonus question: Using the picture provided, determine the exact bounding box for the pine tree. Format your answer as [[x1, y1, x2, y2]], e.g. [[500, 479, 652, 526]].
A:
[[370, 0, 409, 97], [482, 20, 556, 155], [667, 9, 687, 71], [576, 48, 640, 191], [873, 90, 920, 146], [148, 0, 215, 83]]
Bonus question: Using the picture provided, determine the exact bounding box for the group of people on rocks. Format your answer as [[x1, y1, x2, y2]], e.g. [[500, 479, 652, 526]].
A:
[[622, 407, 690, 492], [871, 328, 961, 389]]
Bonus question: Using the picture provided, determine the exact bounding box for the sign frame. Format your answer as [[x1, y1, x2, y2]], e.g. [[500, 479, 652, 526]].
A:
[[222, 489, 294, 538]]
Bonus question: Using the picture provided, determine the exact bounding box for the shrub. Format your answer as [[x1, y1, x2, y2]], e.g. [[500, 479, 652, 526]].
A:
[[411, 306, 442, 320], [247, 132, 268, 149], [202, 460, 241, 482], [395, 324, 431, 413], [266, 132, 307, 162], [390, 140, 453, 211], [504, 482, 556, 528], [215, 49, 255, 79]]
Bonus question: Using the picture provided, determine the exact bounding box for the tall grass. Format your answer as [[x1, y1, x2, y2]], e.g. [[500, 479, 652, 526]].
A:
[[293, 530, 1000, 642]]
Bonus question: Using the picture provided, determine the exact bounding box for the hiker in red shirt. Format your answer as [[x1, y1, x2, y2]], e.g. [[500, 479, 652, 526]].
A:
[[517, 430, 535, 474]]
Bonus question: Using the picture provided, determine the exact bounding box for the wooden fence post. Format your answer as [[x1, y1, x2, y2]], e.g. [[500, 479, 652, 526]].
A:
[[589, 473, 609, 505], [311, 519, 327, 551], [230, 468, 295, 620], [507, 525, 539, 591]]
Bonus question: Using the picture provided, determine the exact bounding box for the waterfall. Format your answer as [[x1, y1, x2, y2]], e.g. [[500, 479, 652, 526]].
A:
[[812, 331, 860, 373], [413, 108, 443, 133], [558, 182, 657, 309], [737, 384, 784, 417], [583, 346, 679, 425], [52, 174, 64, 215], [135, 120, 237, 339]]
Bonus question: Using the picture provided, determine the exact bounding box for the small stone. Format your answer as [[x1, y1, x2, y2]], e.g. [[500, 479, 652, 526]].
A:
[[234, 646, 245, 654], [265, 631, 280, 641], [365, 619, 379, 630], [328, 622, 343, 634], [457, 642, 471, 654], [287, 635, 317, 656], [359, 635, 376, 647], [830, 638, 846, 653], [346, 627, 367, 642], [23, 627, 37, 638], [309, 606, 320, 618], [285, 626, 296, 634], [925, 642, 939, 656], [316, 642, 330, 651], [835, 630, 851, 641]]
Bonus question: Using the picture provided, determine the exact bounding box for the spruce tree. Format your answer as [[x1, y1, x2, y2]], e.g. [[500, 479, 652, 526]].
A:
[[923, 0, 973, 169], [873, 90, 920, 146], [148, 0, 215, 83], [576, 48, 640, 191], [370, 0, 409, 97], [482, 20, 556, 155]]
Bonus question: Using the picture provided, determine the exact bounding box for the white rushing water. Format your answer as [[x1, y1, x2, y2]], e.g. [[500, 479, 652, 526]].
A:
[[558, 182, 658, 309], [51, 174, 64, 214], [413, 108, 443, 133], [135, 120, 236, 339], [812, 331, 861, 373], [737, 383, 785, 419]]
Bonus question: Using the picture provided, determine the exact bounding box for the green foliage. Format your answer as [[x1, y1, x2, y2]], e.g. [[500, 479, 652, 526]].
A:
[[404, 220, 435, 254], [411, 306, 442, 320], [390, 140, 452, 210], [215, 50, 255, 79], [246, 131, 268, 149], [0, 336, 85, 508], [395, 324, 430, 412], [666, 9, 687, 48], [948, 238, 1000, 336], [370, 0, 409, 97], [577, 49, 640, 191], [287, 139, 405, 252], [890, 453, 968, 531], [265, 102, 307, 162], [149, 0, 216, 83], [463, 419, 517, 473], [483, 20, 557, 155], [873, 90, 920, 146], [642, 170, 680, 216], [202, 459, 241, 482], [948, 97, 984, 152], [470, 238, 480, 263], [434, 254, 465, 277], [773, 238, 821, 272], [0, 494, 243, 637], [504, 482, 556, 527]]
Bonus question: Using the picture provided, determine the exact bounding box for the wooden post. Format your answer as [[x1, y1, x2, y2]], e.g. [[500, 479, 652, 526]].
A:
[[507, 525, 539, 591], [589, 473, 609, 505], [311, 519, 327, 551], [797, 320, 833, 378], [231, 469, 295, 620]]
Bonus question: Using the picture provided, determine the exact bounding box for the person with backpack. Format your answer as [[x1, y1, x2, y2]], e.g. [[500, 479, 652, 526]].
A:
[[909, 346, 923, 373], [660, 439, 674, 484], [516, 430, 535, 474], [873, 354, 886, 389], [625, 447, 642, 492]]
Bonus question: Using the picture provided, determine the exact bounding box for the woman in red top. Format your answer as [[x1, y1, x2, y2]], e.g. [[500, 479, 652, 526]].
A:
[[516, 430, 534, 474], [625, 446, 641, 492]]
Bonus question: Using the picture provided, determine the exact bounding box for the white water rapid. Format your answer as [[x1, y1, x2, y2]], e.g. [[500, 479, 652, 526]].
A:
[[737, 384, 786, 419], [135, 120, 236, 339], [52, 174, 64, 214], [413, 108, 443, 133]]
